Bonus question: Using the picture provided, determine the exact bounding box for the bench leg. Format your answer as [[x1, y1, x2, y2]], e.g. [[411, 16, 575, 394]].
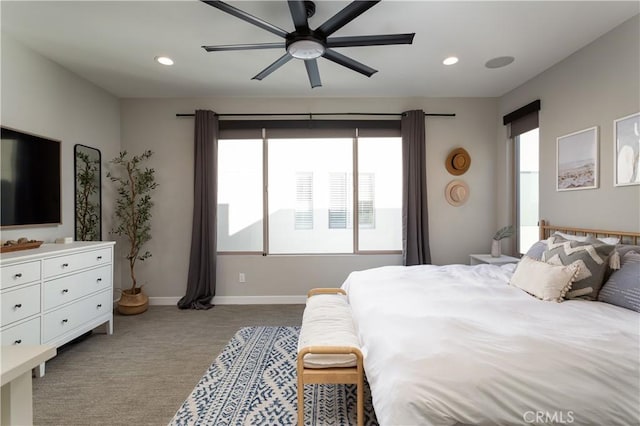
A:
[[357, 373, 364, 426], [297, 369, 304, 426]]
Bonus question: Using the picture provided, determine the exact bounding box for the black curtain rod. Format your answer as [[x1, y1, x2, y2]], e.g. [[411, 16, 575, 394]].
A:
[[175, 112, 455, 118]]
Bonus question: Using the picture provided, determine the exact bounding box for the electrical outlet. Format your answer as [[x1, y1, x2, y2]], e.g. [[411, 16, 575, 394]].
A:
[[239, 273, 246, 283]]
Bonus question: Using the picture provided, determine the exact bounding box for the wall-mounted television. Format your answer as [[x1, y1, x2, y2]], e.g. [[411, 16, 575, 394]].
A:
[[1, 127, 62, 227]]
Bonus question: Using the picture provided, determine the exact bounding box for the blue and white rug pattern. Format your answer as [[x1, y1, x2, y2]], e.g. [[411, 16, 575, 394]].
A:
[[170, 326, 378, 426]]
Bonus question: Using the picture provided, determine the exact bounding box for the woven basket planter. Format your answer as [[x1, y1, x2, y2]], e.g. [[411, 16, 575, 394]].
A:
[[118, 288, 149, 315]]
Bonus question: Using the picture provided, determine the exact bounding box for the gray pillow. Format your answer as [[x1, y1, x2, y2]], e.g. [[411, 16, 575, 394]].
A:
[[616, 244, 640, 258], [598, 251, 640, 312], [525, 240, 547, 261], [542, 235, 616, 300]]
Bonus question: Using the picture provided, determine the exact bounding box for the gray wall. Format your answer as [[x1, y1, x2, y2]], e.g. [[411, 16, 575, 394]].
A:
[[120, 97, 498, 300], [1, 35, 122, 258], [497, 15, 640, 239]]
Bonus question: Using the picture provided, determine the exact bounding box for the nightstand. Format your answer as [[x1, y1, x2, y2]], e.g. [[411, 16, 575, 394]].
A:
[[469, 254, 520, 266]]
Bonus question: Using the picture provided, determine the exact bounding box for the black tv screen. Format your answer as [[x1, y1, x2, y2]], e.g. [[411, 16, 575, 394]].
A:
[[1, 127, 61, 227]]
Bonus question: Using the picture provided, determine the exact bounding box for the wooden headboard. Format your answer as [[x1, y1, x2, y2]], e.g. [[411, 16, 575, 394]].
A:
[[539, 219, 640, 245]]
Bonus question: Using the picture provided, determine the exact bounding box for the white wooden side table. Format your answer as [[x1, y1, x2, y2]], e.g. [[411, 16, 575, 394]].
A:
[[1, 345, 56, 425], [469, 254, 520, 266]]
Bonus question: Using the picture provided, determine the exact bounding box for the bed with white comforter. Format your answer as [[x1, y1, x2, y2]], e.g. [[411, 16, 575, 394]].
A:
[[341, 263, 640, 426]]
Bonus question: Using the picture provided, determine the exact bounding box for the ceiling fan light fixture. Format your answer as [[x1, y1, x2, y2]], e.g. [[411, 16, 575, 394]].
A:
[[155, 56, 174, 66], [287, 39, 325, 60], [443, 56, 459, 66]]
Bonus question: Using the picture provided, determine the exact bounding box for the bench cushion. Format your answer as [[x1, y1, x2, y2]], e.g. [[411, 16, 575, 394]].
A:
[[298, 294, 360, 368]]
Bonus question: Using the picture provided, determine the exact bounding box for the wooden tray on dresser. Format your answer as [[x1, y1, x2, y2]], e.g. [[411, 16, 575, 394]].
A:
[[0, 241, 44, 254]]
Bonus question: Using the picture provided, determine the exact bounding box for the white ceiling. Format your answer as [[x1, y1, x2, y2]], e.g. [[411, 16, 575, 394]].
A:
[[2, 1, 638, 98]]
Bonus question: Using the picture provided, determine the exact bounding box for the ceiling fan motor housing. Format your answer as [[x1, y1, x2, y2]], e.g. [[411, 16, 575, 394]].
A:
[[286, 32, 327, 59]]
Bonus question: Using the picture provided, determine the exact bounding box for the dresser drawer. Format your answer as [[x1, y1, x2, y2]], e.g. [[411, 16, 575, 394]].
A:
[[43, 248, 112, 278], [1, 283, 41, 327], [44, 265, 112, 311], [43, 290, 111, 343], [1, 317, 40, 346], [1, 261, 41, 290]]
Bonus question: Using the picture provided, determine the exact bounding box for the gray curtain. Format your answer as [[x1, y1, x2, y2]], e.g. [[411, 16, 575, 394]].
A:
[[401, 110, 431, 265], [178, 110, 218, 309]]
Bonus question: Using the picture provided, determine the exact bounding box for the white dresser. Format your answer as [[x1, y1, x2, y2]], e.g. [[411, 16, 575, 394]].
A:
[[0, 241, 115, 375]]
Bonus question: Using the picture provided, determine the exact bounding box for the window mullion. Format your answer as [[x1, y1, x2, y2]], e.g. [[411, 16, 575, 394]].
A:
[[353, 131, 359, 254], [262, 128, 269, 256]]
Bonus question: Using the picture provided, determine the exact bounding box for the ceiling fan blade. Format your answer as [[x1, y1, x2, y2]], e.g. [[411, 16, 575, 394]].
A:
[[304, 59, 322, 88], [203, 42, 285, 52], [322, 49, 377, 77], [288, 0, 309, 32], [200, 0, 289, 38], [316, 1, 380, 37], [327, 33, 415, 48], [252, 53, 294, 80]]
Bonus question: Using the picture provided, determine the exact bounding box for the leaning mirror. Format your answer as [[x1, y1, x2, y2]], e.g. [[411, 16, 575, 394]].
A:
[[74, 144, 102, 241]]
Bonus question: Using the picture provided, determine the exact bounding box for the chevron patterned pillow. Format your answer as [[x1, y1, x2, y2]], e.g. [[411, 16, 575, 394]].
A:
[[542, 235, 616, 300]]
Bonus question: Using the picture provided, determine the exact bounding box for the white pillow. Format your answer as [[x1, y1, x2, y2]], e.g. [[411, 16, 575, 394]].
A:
[[510, 256, 580, 302], [553, 231, 620, 245]]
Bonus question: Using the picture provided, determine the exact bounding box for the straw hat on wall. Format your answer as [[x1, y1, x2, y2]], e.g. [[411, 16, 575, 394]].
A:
[[445, 147, 471, 175], [445, 180, 470, 206]]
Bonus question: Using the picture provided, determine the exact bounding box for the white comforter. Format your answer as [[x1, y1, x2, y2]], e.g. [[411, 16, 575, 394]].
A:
[[341, 264, 640, 426]]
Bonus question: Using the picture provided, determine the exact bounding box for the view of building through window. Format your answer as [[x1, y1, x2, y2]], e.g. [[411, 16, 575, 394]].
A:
[[295, 172, 313, 230], [217, 136, 402, 254], [517, 128, 539, 254]]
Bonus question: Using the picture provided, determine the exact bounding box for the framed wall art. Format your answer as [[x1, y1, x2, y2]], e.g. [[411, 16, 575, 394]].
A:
[[614, 112, 640, 186], [556, 126, 598, 191]]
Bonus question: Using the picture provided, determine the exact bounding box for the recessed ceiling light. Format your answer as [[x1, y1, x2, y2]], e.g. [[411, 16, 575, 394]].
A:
[[485, 56, 515, 69], [443, 56, 459, 66], [155, 56, 174, 66]]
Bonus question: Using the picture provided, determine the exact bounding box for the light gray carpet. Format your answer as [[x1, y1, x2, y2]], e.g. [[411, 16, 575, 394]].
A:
[[33, 305, 304, 426]]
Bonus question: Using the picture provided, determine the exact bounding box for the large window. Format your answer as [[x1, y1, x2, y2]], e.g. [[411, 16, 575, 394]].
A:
[[515, 128, 539, 254], [217, 134, 402, 254]]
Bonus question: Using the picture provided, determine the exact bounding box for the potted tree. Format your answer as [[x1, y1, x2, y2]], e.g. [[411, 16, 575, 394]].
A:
[[108, 150, 158, 315]]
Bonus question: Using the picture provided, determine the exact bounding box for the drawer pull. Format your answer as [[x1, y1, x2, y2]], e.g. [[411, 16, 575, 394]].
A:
[[97, 278, 103, 282], [97, 256, 103, 260], [14, 303, 22, 309], [14, 339, 22, 345], [62, 319, 69, 324], [97, 304, 103, 308], [62, 288, 69, 294], [14, 273, 23, 278], [62, 263, 69, 268]]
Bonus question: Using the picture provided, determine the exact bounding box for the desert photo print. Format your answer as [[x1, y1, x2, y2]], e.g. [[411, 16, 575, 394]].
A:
[[557, 127, 598, 191]]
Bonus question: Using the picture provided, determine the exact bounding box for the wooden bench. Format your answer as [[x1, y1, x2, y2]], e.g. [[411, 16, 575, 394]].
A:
[[297, 288, 364, 426]]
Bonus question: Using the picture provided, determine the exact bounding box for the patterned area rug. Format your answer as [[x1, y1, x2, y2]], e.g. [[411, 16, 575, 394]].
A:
[[170, 326, 378, 426]]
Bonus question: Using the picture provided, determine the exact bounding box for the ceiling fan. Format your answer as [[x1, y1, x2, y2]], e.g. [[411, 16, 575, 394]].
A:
[[200, 0, 415, 88]]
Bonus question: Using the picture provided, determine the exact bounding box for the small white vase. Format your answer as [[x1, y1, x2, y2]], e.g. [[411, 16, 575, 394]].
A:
[[491, 239, 501, 258]]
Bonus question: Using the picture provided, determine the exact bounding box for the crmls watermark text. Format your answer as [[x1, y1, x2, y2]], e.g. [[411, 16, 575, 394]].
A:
[[523, 410, 575, 424]]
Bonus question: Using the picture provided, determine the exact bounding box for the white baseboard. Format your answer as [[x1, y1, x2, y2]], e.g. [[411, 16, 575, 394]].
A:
[[148, 295, 306, 305], [148, 297, 181, 305]]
